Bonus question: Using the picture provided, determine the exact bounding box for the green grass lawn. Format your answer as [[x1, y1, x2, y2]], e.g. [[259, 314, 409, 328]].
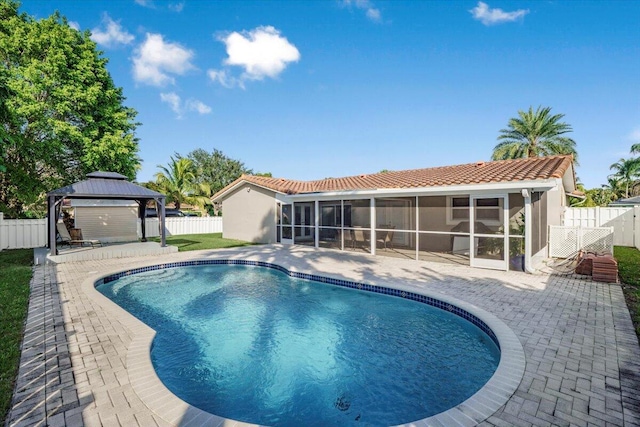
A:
[[614, 246, 640, 338], [151, 232, 256, 252], [0, 249, 32, 425]]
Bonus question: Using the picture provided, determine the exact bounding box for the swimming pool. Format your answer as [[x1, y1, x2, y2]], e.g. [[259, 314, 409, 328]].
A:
[[97, 260, 503, 426]]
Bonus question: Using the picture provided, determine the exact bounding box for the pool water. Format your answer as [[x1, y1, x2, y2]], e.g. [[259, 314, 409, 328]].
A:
[[97, 265, 500, 427]]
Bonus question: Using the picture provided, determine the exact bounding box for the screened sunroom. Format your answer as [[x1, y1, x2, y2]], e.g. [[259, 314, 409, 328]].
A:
[[275, 192, 533, 271], [213, 155, 576, 272]]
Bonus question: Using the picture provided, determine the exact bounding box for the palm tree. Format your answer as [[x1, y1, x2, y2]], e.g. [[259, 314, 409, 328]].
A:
[[154, 155, 213, 212], [603, 176, 624, 200], [154, 155, 198, 210], [631, 143, 640, 155], [609, 158, 640, 199], [492, 106, 578, 163]]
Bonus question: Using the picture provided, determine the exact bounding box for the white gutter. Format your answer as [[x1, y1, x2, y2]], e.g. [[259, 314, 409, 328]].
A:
[[285, 179, 560, 202]]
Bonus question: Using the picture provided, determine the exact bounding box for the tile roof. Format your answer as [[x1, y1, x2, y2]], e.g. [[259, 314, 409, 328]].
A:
[[213, 155, 574, 200]]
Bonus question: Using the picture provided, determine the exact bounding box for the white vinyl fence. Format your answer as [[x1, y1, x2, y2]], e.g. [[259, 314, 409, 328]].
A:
[[0, 213, 48, 250], [563, 206, 636, 247], [139, 217, 223, 237], [0, 213, 223, 251]]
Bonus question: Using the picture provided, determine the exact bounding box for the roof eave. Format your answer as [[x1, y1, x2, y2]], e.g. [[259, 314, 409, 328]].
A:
[[48, 193, 164, 199], [285, 179, 561, 201], [560, 161, 577, 194], [211, 178, 285, 202]]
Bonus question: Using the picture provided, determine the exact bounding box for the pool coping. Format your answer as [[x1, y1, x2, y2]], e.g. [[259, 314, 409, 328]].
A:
[[82, 258, 526, 427]]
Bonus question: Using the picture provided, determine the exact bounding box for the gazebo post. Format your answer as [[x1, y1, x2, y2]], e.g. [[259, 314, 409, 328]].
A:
[[159, 197, 166, 247], [138, 200, 147, 242], [48, 195, 57, 256]]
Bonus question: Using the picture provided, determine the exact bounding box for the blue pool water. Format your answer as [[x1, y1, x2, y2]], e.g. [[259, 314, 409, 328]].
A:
[[97, 265, 500, 427]]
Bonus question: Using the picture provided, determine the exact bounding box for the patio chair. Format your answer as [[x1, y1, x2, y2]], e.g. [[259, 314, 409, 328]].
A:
[[377, 226, 395, 250], [56, 223, 103, 248], [353, 227, 369, 250], [342, 228, 354, 248]]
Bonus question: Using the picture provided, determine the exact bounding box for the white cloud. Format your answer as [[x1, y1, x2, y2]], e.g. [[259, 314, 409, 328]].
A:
[[366, 8, 381, 22], [214, 26, 300, 84], [168, 2, 184, 12], [90, 14, 134, 47], [207, 69, 242, 89], [470, 2, 529, 26], [186, 99, 212, 114], [68, 21, 80, 31], [160, 92, 181, 116], [132, 33, 195, 86], [135, 0, 154, 7], [343, 0, 382, 23], [160, 92, 211, 118], [628, 127, 640, 142]]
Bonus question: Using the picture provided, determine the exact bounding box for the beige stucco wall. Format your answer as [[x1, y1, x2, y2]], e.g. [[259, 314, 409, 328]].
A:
[[529, 178, 568, 264], [545, 183, 565, 227], [74, 206, 138, 243], [418, 196, 453, 252], [221, 184, 277, 243]]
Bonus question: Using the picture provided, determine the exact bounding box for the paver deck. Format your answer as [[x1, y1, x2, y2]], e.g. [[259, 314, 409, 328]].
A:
[[7, 245, 640, 427]]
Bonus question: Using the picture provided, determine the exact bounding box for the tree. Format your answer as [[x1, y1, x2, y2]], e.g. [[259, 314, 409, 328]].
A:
[[580, 185, 618, 207], [154, 156, 200, 210], [0, 65, 11, 174], [491, 106, 578, 163], [609, 158, 640, 199], [187, 148, 253, 194], [0, 1, 140, 217]]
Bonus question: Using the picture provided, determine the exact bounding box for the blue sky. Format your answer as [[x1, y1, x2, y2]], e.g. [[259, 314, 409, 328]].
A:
[[21, 0, 640, 189]]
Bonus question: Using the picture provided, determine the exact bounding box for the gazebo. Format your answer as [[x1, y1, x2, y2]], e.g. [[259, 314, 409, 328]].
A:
[[47, 171, 167, 256]]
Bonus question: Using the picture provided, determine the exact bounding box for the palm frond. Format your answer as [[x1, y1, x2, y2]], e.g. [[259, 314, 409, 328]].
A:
[[493, 105, 577, 162]]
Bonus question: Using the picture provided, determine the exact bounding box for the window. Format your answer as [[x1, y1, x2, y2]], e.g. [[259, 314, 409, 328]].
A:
[[343, 204, 352, 227], [320, 205, 342, 227], [446, 195, 502, 226], [474, 198, 501, 225], [447, 196, 470, 224]]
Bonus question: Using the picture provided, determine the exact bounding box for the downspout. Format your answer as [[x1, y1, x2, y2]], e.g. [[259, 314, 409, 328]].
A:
[[522, 189, 536, 273]]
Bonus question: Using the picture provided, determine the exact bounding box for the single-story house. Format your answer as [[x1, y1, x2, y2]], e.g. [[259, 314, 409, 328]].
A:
[[212, 155, 577, 272]]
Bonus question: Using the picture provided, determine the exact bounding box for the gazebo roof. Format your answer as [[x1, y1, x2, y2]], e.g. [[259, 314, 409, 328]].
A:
[[47, 171, 163, 200]]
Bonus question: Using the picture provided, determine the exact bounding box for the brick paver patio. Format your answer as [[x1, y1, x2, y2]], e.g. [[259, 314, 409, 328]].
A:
[[7, 245, 640, 426]]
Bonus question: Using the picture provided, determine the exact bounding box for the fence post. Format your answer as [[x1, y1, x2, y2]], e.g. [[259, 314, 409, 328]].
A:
[[0, 212, 4, 252]]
